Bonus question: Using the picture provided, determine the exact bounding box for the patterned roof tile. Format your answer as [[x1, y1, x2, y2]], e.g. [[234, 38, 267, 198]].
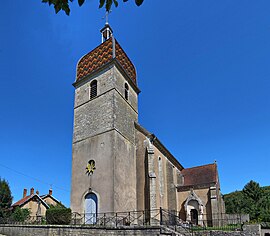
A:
[[76, 38, 137, 85]]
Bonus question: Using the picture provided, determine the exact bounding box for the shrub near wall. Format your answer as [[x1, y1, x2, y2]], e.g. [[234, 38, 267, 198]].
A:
[[46, 207, 71, 225]]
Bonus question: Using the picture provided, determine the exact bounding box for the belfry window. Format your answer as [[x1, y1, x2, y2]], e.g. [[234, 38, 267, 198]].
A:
[[124, 83, 129, 100], [90, 80, 97, 99]]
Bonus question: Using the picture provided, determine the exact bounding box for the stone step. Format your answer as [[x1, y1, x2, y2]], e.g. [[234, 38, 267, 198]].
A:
[[160, 225, 189, 236]]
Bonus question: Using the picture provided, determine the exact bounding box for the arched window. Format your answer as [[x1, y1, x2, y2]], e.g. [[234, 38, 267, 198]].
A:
[[90, 80, 97, 99], [158, 157, 164, 197], [85, 193, 98, 224], [124, 83, 129, 100]]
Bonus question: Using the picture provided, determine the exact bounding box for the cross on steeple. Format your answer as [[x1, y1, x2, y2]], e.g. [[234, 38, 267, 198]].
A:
[[105, 10, 111, 25]]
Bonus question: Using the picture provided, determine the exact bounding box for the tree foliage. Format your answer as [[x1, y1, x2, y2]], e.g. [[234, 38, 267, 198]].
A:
[[224, 180, 270, 222], [224, 191, 245, 214], [42, 0, 144, 15], [11, 207, 30, 223], [0, 178, 13, 218], [243, 180, 262, 202]]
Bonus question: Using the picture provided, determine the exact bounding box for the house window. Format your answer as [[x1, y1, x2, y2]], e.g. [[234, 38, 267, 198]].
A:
[[124, 83, 129, 100], [90, 80, 97, 99]]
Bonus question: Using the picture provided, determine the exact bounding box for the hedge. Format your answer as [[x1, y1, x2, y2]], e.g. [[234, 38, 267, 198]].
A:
[[46, 207, 71, 225]]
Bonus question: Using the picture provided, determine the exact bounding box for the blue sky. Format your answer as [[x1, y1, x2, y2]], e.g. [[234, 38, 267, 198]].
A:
[[1, 1, 269, 207]]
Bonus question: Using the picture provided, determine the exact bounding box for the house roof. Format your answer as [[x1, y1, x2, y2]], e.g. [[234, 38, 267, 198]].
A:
[[12, 195, 31, 207], [76, 37, 137, 85], [41, 194, 61, 205], [181, 163, 218, 187], [12, 194, 49, 209]]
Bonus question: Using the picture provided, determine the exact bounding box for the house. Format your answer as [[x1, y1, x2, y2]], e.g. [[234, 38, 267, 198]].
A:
[[40, 189, 61, 207], [12, 188, 60, 218]]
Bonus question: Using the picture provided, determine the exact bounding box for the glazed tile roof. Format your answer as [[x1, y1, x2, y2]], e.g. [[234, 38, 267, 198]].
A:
[[182, 163, 217, 187], [76, 37, 137, 85]]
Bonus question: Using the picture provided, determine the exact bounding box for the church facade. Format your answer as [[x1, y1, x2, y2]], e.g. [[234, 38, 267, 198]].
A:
[[70, 23, 225, 225]]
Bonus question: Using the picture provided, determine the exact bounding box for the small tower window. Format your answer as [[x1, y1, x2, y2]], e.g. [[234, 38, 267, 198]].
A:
[[90, 80, 97, 99], [125, 83, 129, 100]]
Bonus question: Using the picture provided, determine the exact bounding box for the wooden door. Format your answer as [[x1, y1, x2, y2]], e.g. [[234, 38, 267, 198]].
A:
[[85, 193, 97, 224]]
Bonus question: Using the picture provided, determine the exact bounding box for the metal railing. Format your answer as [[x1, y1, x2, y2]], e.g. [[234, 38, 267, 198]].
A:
[[0, 209, 248, 232], [71, 208, 161, 226], [0, 216, 46, 225], [186, 213, 246, 232]]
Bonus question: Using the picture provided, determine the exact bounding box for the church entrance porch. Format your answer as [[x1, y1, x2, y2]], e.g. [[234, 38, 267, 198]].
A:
[[184, 190, 204, 226]]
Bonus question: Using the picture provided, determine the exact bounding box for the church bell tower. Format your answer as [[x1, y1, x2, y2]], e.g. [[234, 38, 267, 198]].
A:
[[70, 22, 140, 217]]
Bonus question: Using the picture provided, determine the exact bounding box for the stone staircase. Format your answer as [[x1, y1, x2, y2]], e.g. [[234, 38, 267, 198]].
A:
[[160, 225, 192, 236]]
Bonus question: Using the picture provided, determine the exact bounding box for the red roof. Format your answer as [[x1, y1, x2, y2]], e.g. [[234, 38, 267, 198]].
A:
[[182, 163, 217, 187], [12, 195, 32, 207], [12, 194, 49, 209], [76, 38, 137, 85]]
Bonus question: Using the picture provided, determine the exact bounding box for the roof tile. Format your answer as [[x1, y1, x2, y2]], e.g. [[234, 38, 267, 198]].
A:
[[182, 163, 217, 187], [76, 38, 137, 85], [12, 195, 32, 207]]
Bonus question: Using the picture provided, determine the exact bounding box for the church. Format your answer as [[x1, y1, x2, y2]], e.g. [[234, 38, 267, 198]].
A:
[[70, 22, 225, 226]]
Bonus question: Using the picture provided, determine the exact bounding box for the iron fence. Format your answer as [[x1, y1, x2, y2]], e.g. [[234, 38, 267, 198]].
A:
[[71, 208, 161, 226], [186, 213, 246, 232], [0, 216, 46, 225], [0, 209, 248, 232]]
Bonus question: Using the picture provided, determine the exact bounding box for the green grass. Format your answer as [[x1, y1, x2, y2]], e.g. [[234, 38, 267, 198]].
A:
[[191, 224, 241, 231]]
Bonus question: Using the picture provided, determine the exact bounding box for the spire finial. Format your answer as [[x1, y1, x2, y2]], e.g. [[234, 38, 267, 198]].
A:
[[104, 10, 112, 25], [105, 10, 110, 25], [101, 10, 113, 43]]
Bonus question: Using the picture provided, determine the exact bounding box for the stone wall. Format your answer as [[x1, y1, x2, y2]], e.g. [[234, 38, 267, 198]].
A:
[[261, 228, 270, 236], [224, 214, 250, 224], [242, 224, 261, 236], [0, 225, 161, 236], [192, 224, 261, 236], [0, 224, 262, 236]]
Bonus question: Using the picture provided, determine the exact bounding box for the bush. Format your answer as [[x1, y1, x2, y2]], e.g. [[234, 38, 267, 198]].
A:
[[11, 207, 30, 222], [46, 207, 71, 225]]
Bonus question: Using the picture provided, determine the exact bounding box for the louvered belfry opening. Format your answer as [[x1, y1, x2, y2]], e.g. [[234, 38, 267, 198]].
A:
[[102, 27, 112, 42], [90, 80, 97, 99], [125, 83, 129, 100]]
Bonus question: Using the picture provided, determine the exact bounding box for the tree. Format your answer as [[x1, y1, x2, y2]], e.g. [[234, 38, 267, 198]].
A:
[[0, 178, 13, 218], [42, 0, 144, 15], [243, 180, 262, 202], [224, 180, 270, 222], [223, 190, 245, 214]]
